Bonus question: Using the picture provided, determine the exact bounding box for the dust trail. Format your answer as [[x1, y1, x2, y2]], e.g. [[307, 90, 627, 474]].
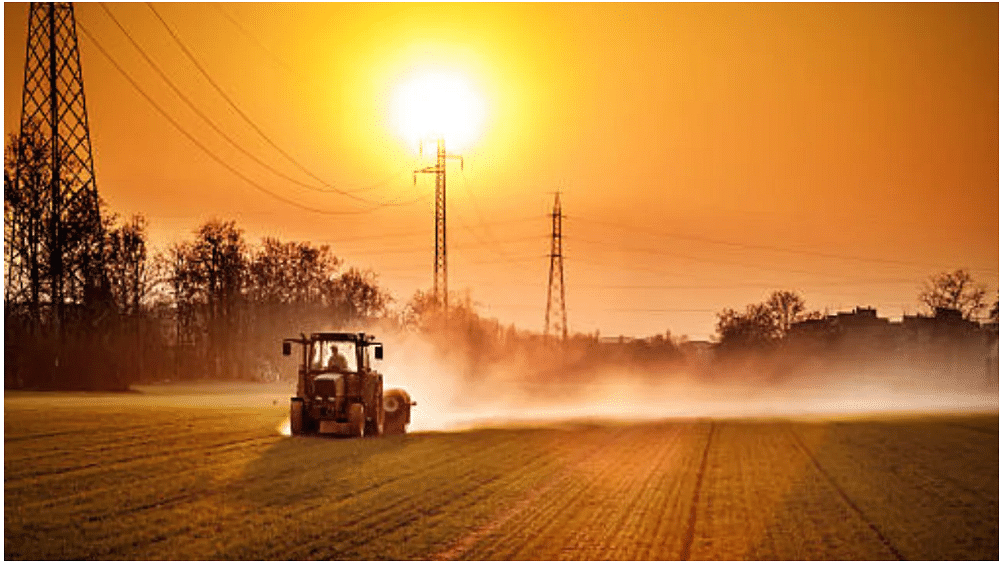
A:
[[371, 330, 997, 432]]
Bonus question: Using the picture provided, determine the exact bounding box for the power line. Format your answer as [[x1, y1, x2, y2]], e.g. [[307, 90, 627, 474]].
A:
[[565, 235, 893, 278], [77, 22, 374, 216], [313, 216, 539, 246], [457, 170, 530, 262], [576, 279, 921, 291], [145, 2, 406, 204], [100, 3, 391, 203], [567, 215, 997, 274], [210, 4, 292, 72]]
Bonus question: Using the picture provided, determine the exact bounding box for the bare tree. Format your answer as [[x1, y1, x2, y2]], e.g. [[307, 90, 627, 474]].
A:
[[766, 290, 808, 335], [103, 214, 150, 315], [4, 123, 52, 316], [919, 269, 988, 321], [715, 303, 779, 351], [165, 220, 248, 380], [330, 268, 392, 323], [248, 238, 340, 305], [402, 289, 440, 331]]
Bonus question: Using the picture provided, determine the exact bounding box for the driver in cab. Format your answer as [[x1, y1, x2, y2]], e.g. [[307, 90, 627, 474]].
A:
[[326, 345, 349, 371]]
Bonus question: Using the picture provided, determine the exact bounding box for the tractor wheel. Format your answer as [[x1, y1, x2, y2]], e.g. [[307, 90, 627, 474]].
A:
[[348, 403, 366, 438], [290, 399, 304, 436], [365, 403, 384, 437], [383, 391, 408, 435]]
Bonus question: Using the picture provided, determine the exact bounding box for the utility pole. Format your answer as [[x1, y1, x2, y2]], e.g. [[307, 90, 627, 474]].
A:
[[414, 138, 463, 314], [544, 191, 567, 341], [11, 1, 104, 331]]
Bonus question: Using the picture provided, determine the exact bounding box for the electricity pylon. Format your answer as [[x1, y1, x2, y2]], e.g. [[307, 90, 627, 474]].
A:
[[414, 138, 463, 314], [8, 1, 104, 329], [544, 191, 567, 341]]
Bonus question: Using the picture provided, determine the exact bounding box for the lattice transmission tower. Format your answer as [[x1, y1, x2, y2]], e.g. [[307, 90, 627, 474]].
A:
[[413, 138, 462, 313], [544, 191, 567, 341], [6, 1, 104, 328]]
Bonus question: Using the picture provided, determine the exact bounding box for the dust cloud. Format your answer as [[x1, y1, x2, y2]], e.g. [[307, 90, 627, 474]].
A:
[[374, 330, 998, 432]]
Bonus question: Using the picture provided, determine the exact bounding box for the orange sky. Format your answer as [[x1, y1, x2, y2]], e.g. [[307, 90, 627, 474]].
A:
[[4, 3, 998, 339]]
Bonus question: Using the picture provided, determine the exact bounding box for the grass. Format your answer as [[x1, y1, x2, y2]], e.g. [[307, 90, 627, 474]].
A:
[[4, 384, 998, 560]]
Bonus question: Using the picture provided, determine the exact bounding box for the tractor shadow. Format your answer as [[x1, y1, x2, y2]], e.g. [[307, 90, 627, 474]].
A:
[[234, 429, 494, 509]]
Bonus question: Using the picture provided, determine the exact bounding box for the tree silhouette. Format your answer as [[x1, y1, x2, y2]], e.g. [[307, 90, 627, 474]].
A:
[[103, 214, 150, 315], [716, 290, 814, 352], [918, 269, 988, 321]]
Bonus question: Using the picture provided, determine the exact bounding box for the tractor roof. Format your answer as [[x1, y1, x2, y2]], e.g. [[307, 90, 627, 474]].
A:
[[309, 332, 378, 344]]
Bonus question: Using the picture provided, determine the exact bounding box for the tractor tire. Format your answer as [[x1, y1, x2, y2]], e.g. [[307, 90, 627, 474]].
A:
[[290, 399, 304, 436], [365, 403, 384, 437], [383, 390, 409, 435], [348, 403, 366, 438]]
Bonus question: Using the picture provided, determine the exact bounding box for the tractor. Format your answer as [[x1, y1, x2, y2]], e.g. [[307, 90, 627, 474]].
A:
[[283, 332, 415, 436]]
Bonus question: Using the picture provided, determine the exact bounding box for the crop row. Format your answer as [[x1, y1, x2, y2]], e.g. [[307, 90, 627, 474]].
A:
[[4, 391, 997, 560]]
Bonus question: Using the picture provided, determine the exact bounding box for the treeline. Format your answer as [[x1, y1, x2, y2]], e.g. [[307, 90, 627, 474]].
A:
[[5, 209, 398, 389]]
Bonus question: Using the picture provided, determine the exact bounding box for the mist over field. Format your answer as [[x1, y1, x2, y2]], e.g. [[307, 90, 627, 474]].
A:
[[365, 329, 998, 432]]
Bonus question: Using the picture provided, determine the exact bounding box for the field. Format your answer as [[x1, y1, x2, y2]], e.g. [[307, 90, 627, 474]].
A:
[[4, 384, 998, 560]]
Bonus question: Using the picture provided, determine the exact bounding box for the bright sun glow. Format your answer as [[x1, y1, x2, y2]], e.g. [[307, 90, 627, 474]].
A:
[[391, 70, 486, 152]]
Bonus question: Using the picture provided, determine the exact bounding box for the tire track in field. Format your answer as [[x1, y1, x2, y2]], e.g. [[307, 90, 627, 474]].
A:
[[433, 427, 617, 559], [940, 422, 998, 436], [565, 424, 691, 560], [5, 434, 275, 483], [524, 423, 706, 561], [632, 423, 708, 560], [680, 421, 714, 561], [56, 437, 470, 561], [828, 421, 997, 501], [788, 425, 906, 561], [14, 434, 478, 560], [8, 438, 278, 542], [6, 413, 276, 456], [433, 427, 654, 560], [4, 415, 212, 444], [320, 435, 579, 560], [462, 428, 637, 560], [308, 469, 513, 560], [257, 433, 551, 560], [458, 424, 698, 560], [6, 428, 251, 474]]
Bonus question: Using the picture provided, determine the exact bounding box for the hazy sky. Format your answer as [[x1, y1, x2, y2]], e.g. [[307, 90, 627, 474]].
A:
[[4, 3, 998, 339]]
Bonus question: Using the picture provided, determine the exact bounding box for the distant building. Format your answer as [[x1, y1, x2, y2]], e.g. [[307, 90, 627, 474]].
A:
[[784, 305, 988, 377]]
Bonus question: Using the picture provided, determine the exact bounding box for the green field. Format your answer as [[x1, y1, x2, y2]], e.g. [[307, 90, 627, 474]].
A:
[[4, 384, 998, 560]]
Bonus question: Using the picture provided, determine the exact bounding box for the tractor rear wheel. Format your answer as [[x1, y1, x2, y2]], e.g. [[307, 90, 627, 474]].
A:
[[383, 392, 408, 435], [365, 403, 384, 437], [348, 403, 366, 438], [290, 399, 304, 436]]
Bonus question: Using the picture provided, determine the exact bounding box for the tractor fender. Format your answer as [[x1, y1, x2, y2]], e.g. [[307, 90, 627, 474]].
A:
[[382, 388, 413, 434]]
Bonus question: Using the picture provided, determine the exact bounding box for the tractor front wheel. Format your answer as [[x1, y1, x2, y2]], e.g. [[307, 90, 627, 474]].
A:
[[348, 403, 366, 438], [290, 399, 304, 436]]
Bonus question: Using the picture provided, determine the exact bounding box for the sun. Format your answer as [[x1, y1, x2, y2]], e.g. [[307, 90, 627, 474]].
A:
[[391, 69, 486, 152]]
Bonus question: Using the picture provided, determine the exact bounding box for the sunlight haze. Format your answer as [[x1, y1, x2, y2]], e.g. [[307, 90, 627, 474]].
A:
[[4, 2, 997, 339]]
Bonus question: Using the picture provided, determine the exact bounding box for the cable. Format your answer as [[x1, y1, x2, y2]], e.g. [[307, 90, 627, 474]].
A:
[[566, 235, 886, 278], [567, 215, 997, 274], [78, 22, 375, 216], [313, 216, 538, 246], [146, 2, 404, 202], [210, 4, 292, 73], [99, 3, 384, 203], [457, 170, 527, 261]]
